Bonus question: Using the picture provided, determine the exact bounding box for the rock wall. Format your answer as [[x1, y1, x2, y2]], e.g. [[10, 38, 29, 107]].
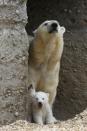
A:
[[0, 0, 29, 125], [54, 29, 87, 120]]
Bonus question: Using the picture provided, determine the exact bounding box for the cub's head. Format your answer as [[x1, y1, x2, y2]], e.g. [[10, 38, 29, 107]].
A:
[[33, 91, 49, 109], [33, 20, 65, 39]]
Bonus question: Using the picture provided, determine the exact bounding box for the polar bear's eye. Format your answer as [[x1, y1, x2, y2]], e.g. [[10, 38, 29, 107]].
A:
[[42, 98, 44, 100], [44, 23, 48, 26]]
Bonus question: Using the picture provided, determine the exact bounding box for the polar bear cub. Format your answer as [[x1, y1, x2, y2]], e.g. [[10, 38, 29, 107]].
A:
[[28, 85, 57, 125]]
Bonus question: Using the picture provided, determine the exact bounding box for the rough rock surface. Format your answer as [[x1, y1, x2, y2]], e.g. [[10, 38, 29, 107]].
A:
[[0, 0, 29, 125], [54, 28, 87, 120]]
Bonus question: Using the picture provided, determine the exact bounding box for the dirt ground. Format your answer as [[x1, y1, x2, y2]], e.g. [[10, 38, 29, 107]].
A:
[[0, 108, 87, 131]]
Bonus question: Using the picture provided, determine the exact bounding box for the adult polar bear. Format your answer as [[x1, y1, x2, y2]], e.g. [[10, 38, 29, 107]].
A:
[[28, 20, 65, 107]]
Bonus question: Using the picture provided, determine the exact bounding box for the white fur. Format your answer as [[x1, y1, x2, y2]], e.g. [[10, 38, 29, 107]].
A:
[[28, 20, 65, 107], [29, 87, 57, 125]]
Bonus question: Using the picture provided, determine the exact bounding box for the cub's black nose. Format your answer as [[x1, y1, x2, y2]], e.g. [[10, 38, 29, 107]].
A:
[[38, 102, 42, 108], [51, 23, 58, 29]]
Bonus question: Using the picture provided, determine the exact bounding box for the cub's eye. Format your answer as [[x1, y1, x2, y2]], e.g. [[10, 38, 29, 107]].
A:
[[44, 23, 48, 26], [36, 98, 38, 100], [42, 98, 44, 100]]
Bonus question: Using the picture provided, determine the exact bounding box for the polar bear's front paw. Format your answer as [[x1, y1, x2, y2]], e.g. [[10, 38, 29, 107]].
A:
[[46, 116, 58, 124], [52, 117, 58, 124]]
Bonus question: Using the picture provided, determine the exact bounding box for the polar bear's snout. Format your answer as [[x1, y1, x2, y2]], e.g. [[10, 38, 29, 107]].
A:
[[34, 20, 60, 35], [51, 22, 58, 29], [49, 22, 58, 33]]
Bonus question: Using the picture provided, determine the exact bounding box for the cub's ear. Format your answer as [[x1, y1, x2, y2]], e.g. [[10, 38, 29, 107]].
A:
[[60, 26, 66, 34], [46, 93, 49, 98]]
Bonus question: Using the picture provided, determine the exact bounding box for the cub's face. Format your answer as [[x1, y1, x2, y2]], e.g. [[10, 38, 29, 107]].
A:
[[33, 92, 49, 108], [34, 20, 65, 39]]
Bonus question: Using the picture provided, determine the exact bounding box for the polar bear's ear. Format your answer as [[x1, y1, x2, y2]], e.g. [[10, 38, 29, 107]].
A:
[[27, 84, 36, 96], [60, 26, 66, 34], [28, 84, 33, 90], [33, 29, 37, 35]]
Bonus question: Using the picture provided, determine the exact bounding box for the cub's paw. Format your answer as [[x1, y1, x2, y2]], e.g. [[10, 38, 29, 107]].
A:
[[46, 117, 58, 124], [52, 117, 58, 124], [35, 121, 43, 125]]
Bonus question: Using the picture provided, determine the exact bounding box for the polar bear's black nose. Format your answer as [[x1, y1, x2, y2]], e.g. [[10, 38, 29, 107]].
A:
[[49, 22, 58, 33], [38, 102, 42, 108], [51, 23, 58, 29]]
